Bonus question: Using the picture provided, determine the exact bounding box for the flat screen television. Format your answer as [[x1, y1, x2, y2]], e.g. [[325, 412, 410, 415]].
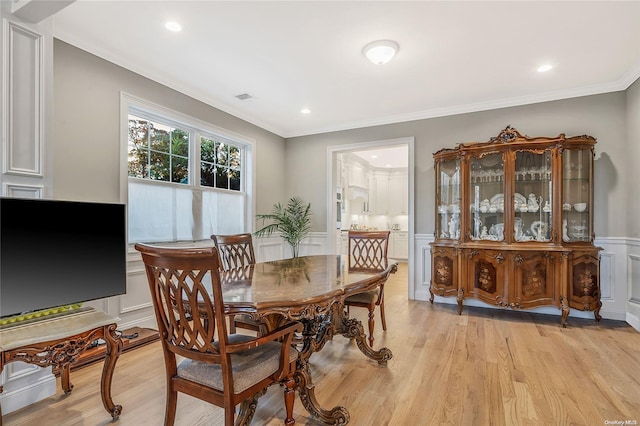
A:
[[0, 197, 127, 319]]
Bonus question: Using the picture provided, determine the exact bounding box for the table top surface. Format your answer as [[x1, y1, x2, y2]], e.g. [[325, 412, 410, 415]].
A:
[[220, 254, 396, 312], [0, 308, 119, 351]]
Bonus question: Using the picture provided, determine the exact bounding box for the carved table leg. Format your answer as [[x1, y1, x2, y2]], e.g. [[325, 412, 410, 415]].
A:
[[236, 388, 265, 425], [60, 363, 73, 394], [429, 288, 434, 304], [289, 311, 350, 424], [101, 324, 123, 420], [340, 317, 392, 365], [294, 362, 349, 425]]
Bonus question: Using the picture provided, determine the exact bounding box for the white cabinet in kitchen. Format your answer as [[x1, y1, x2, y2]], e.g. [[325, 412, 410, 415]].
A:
[[347, 163, 368, 189], [388, 174, 408, 215], [391, 231, 408, 259], [374, 171, 408, 215], [374, 173, 390, 214]]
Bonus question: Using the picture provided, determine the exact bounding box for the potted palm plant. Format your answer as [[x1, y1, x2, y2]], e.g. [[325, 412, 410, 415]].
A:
[[254, 196, 312, 258]]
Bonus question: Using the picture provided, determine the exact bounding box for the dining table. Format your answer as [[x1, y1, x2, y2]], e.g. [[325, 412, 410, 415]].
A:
[[219, 254, 398, 425]]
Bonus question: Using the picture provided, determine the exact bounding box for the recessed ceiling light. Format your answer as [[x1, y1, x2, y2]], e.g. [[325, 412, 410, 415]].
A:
[[371, 155, 378, 159], [537, 64, 553, 73], [165, 21, 182, 32], [301, 108, 311, 114], [385, 164, 392, 168]]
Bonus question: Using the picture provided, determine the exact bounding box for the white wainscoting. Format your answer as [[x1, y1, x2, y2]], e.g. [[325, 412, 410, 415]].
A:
[[626, 239, 640, 331]]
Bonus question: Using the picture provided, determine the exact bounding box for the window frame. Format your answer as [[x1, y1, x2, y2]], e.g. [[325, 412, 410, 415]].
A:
[[120, 92, 256, 242]]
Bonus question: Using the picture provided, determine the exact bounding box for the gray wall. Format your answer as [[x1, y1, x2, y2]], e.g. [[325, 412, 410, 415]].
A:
[[286, 92, 629, 237], [627, 78, 640, 239], [53, 37, 635, 239], [53, 39, 287, 214]]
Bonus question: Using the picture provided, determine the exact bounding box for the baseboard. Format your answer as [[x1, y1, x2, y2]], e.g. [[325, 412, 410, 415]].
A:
[[627, 312, 640, 332], [0, 371, 56, 415]]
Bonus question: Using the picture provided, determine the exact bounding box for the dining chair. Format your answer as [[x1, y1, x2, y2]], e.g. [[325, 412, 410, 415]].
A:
[[211, 233, 264, 335], [344, 230, 391, 347], [135, 243, 302, 426]]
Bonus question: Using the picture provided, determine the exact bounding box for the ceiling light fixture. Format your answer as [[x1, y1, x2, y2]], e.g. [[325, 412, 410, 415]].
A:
[[537, 64, 553, 73], [363, 40, 399, 65], [165, 21, 182, 32], [301, 108, 311, 114]]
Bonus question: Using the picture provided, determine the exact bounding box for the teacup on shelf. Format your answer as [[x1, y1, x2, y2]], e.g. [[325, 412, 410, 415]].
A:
[[573, 202, 587, 212]]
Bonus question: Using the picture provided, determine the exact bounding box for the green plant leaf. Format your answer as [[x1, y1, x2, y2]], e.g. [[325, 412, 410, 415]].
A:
[[254, 196, 312, 258]]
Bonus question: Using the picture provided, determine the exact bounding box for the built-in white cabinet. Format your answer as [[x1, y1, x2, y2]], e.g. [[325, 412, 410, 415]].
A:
[[389, 231, 408, 260], [373, 173, 390, 214], [388, 174, 408, 215], [347, 162, 369, 189], [373, 170, 408, 215]]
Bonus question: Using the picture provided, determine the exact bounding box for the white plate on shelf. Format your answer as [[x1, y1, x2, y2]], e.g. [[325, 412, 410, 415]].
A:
[[514, 193, 526, 206]]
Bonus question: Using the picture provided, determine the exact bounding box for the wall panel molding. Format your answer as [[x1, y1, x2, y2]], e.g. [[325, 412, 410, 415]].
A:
[[2, 19, 43, 177], [3, 182, 42, 197]]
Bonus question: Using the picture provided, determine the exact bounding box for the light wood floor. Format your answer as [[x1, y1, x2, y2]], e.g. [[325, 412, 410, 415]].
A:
[[4, 262, 640, 425]]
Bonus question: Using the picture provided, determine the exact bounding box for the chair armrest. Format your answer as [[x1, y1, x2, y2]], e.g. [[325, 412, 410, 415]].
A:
[[225, 321, 303, 354], [226, 321, 303, 380]]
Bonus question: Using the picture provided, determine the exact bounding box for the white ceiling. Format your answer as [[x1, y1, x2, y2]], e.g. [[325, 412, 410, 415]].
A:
[[52, 1, 640, 138], [352, 146, 408, 169]]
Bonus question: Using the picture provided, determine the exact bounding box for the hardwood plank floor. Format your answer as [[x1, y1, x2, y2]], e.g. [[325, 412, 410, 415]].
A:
[[4, 262, 640, 425]]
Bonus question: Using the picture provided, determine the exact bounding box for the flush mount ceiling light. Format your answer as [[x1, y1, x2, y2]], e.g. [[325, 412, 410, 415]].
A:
[[363, 40, 399, 65], [537, 64, 553, 73], [165, 21, 182, 32]]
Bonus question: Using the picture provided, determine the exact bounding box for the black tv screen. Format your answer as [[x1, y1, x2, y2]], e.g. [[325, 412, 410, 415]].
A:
[[0, 198, 127, 318]]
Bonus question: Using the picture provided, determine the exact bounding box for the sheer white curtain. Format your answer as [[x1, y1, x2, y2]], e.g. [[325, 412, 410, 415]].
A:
[[128, 180, 245, 243]]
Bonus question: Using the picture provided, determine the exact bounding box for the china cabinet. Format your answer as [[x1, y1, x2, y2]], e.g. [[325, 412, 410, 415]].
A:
[[429, 126, 601, 326]]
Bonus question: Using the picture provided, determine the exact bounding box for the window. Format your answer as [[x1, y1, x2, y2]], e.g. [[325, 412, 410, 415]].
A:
[[200, 137, 241, 190], [128, 116, 190, 183], [123, 94, 254, 243]]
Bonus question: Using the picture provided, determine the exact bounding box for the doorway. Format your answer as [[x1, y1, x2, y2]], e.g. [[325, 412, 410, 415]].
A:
[[327, 137, 415, 299]]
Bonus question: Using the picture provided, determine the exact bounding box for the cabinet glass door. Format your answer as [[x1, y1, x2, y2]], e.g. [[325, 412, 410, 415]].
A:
[[514, 150, 552, 242], [468, 152, 504, 241], [562, 149, 592, 242], [436, 158, 460, 239]]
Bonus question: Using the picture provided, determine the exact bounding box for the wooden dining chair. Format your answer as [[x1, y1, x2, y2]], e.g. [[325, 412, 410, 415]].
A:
[[211, 233, 264, 334], [344, 230, 391, 347], [135, 243, 302, 426], [211, 233, 256, 270]]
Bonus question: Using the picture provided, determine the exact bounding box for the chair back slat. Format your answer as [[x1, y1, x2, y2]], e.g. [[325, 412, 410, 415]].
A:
[[348, 230, 390, 271], [212, 233, 256, 270]]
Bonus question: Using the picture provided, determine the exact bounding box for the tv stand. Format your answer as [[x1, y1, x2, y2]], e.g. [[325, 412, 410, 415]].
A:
[[0, 308, 122, 424]]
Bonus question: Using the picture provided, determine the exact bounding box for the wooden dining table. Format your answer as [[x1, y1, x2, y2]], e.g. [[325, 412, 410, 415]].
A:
[[219, 254, 398, 425]]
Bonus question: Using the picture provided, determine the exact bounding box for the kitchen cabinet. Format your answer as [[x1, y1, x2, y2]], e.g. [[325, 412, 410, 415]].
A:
[[429, 126, 601, 327], [348, 163, 368, 189], [390, 231, 408, 260], [373, 171, 408, 215], [388, 174, 408, 215]]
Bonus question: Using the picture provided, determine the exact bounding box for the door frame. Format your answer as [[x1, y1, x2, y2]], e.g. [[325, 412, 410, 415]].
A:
[[327, 136, 415, 299]]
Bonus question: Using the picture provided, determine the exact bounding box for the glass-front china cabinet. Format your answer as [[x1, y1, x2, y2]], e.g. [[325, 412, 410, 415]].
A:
[[430, 126, 601, 326]]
